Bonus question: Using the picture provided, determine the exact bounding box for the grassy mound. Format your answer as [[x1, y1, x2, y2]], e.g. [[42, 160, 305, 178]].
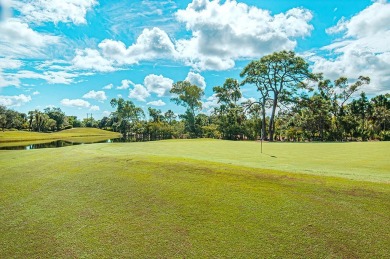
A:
[[0, 140, 389, 257], [0, 128, 121, 143]]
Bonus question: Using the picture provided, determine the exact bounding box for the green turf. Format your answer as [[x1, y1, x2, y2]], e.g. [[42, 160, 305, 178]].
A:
[[0, 140, 389, 257], [0, 128, 121, 143], [90, 139, 389, 182]]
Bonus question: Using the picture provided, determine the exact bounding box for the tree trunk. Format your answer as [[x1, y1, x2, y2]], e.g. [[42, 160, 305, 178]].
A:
[[261, 99, 266, 141], [268, 96, 278, 141]]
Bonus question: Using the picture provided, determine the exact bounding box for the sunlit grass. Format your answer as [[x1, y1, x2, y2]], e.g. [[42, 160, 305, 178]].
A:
[[88, 139, 389, 182], [0, 128, 121, 143], [0, 144, 389, 257]]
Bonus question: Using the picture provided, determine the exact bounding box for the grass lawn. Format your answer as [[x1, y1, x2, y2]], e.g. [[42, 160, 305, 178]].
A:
[[97, 139, 390, 182], [0, 128, 121, 144], [0, 140, 389, 257]]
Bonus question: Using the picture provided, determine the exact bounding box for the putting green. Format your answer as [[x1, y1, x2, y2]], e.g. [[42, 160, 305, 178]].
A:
[[70, 139, 389, 182]]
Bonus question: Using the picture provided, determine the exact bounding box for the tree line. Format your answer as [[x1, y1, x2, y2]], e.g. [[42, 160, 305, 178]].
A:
[[1, 51, 389, 141]]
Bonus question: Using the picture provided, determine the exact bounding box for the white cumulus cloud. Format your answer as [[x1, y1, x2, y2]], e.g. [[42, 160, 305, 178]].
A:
[[144, 74, 173, 97], [147, 100, 166, 106], [0, 74, 20, 88], [0, 58, 23, 70], [128, 84, 150, 102], [185, 71, 206, 89], [98, 39, 128, 64], [61, 98, 90, 108], [103, 83, 113, 90], [67, 1, 313, 72], [15, 70, 77, 85], [89, 105, 100, 111], [175, 0, 313, 70], [0, 94, 31, 107], [72, 48, 115, 72], [116, 79, 134, 90], [126, 27, 177, 61], [326, 1, 390, 38], [98, 27, 177, 65], [312, 1, 390, 94], [83, 90, 107, 102], [0, 18, 60, 58]]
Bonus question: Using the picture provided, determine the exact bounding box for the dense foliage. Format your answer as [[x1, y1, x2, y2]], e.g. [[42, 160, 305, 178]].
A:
[[1, 51, 389, 141]]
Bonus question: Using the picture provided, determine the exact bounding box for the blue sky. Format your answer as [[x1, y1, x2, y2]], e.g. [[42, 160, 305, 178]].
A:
[[0, 0, 389, 120]]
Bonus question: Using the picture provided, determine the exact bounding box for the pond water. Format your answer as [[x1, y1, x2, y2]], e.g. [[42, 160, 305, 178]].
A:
[[0, 138, 125, 150]]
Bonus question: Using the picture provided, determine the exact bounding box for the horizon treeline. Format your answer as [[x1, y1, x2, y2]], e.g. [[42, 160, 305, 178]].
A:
[[1, 51, 389, 142]]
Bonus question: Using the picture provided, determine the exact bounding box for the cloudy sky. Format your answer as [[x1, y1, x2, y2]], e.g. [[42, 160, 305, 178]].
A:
[[0, 0, 389, 119]]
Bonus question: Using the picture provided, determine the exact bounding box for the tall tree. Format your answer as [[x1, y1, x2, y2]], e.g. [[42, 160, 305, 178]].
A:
[[297, 93, 332, 141], [148, 107, 164, 123], [240, 61, 271, 140], [0, 106, 26, 131], [212, 78, 245, 140], [33, 110, 47, 132], [28, 110, 34, 131], [350, 92, 372, 140], [170, 81, 204, 117], [110, 98, 144, 137], [67, 116, 82, 128], [250, 51, 313, 141], [317, 75, 370, 140], [170, 81, 204, 137], [0, 105, 7, 131], [213, 78, 242, 105], [44, 107, 66, 131], [371, 94, 390, 134], [164, 110, 176, 124], [98, 116, 110, 130]]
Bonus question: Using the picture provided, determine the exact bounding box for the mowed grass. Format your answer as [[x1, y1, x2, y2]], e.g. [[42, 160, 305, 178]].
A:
[[0, 140, 389, 257], [0, 128, 121, 144], [95, 139, 390, 182]]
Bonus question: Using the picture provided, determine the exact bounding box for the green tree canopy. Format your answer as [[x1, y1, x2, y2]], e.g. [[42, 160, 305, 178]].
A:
[[110, 98, 144, 136], [213, 78, 242, 105], [170, 81, 204, 117], [170, 81, 204, 137], [252, 51, 313, 141]]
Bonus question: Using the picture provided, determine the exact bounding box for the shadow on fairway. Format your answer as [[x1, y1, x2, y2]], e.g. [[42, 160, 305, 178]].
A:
[[262, 153, 277, 158]]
